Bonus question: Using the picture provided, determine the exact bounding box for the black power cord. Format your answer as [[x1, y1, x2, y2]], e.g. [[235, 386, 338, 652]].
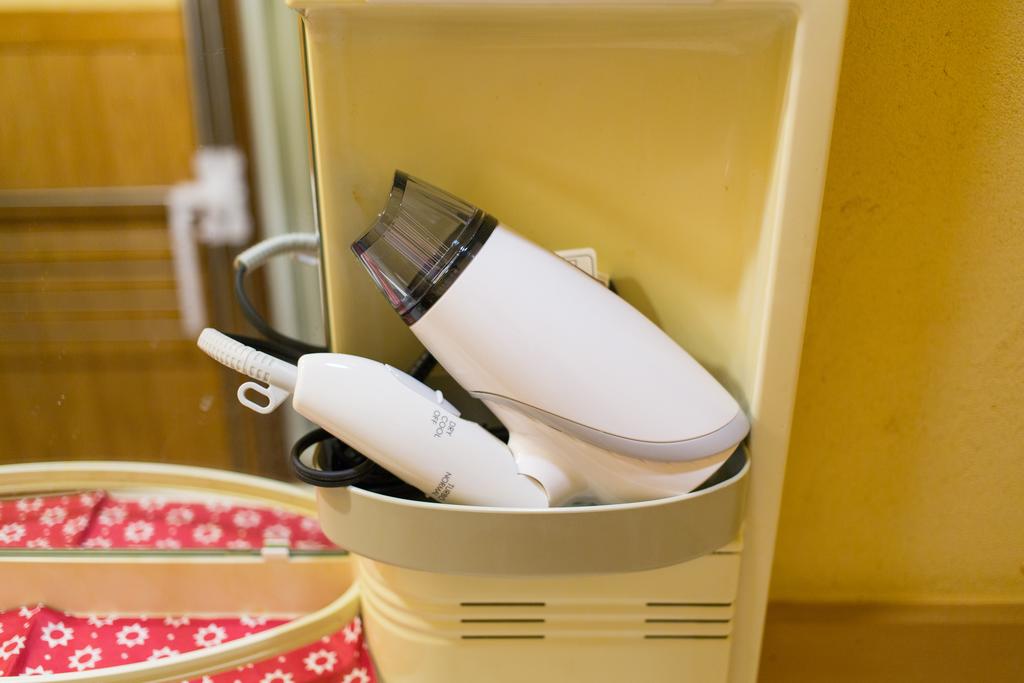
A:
[[285, 348, 438, 495], [234, 264, 327, 356], [290, 427, 427, 499], [224, 332, 305, 365], [229, 244, 439, 495], [290, 428, 375, 487]]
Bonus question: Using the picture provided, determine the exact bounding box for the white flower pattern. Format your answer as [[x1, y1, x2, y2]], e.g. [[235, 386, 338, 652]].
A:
[[0, 523, 26, 544], [204, 500, 232, 514], [78, 492, 100, 506], [192, 524, 223, 545], [19, 605, 41, 619], [259, 670, 294, 683], [303, 648, 337, 675], [22, 665, 53, 676], [124, 521, 155, 543], [342, 617, 362, 644], [67, 645, 102, 671], [135, 496, 167, 511], [39, 507, 66, 527], [342, 668, 371, 683], [62, 516, 89, 537], [16, 497, 43, 513], [97, 505, 126, 526], [115, 623, 149, 647], [165, 507, 195, 526], [232, 510, 261, 528], [0, 634, 26, 661], [148, 646, 180, 661], [193, 624, 228, 648], [40, 621, 73, 648]]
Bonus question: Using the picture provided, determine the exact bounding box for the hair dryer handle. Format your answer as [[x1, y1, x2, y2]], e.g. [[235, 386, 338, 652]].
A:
[[293, 354, 550, 508]]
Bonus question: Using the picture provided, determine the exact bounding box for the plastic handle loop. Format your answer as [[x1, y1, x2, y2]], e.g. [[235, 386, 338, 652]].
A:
[[238, 381, 292, 414]]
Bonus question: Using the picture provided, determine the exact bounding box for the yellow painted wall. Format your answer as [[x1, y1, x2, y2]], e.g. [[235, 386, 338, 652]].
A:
[[772, 1, 1024, 602]]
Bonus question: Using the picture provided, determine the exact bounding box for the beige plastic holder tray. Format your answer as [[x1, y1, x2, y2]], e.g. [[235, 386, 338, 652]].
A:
[[317, 447, 748, 576]]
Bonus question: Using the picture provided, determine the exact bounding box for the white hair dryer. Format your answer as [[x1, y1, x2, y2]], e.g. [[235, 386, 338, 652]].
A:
[[198, 172, 748, 508], [350, 172, 749, 506]]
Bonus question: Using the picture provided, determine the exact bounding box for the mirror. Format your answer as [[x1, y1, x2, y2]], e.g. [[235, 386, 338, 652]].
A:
[[0, 1, 321, 482]]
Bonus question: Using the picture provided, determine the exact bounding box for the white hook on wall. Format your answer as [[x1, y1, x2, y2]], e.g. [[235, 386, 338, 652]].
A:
[[166, 147, 253, 335]]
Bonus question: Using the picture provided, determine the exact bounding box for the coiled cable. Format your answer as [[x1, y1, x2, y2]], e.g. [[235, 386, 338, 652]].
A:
[[228, 233, 432, 496]]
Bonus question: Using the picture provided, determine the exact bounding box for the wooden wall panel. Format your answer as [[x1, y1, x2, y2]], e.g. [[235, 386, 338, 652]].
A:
[[0, 8, 259, 473], [0, 50, 195, 188]]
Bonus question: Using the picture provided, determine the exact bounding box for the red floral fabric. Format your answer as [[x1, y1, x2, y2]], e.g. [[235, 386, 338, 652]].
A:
[[0, 490, 335, 551], [0, 491, 103, 549], [0, 606, 374, 681], [0, 490, 375, 681]]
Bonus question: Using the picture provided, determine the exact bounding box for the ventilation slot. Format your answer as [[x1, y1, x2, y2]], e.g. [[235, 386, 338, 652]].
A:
[[644, 635, 729, 640], [644, 619, 730, 624], [646, 602, 732, 608], [461, 635, 546, 640], [459, 601, 546, 640], [461, 619, 546, 624], [642, 600, 733, 640]]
